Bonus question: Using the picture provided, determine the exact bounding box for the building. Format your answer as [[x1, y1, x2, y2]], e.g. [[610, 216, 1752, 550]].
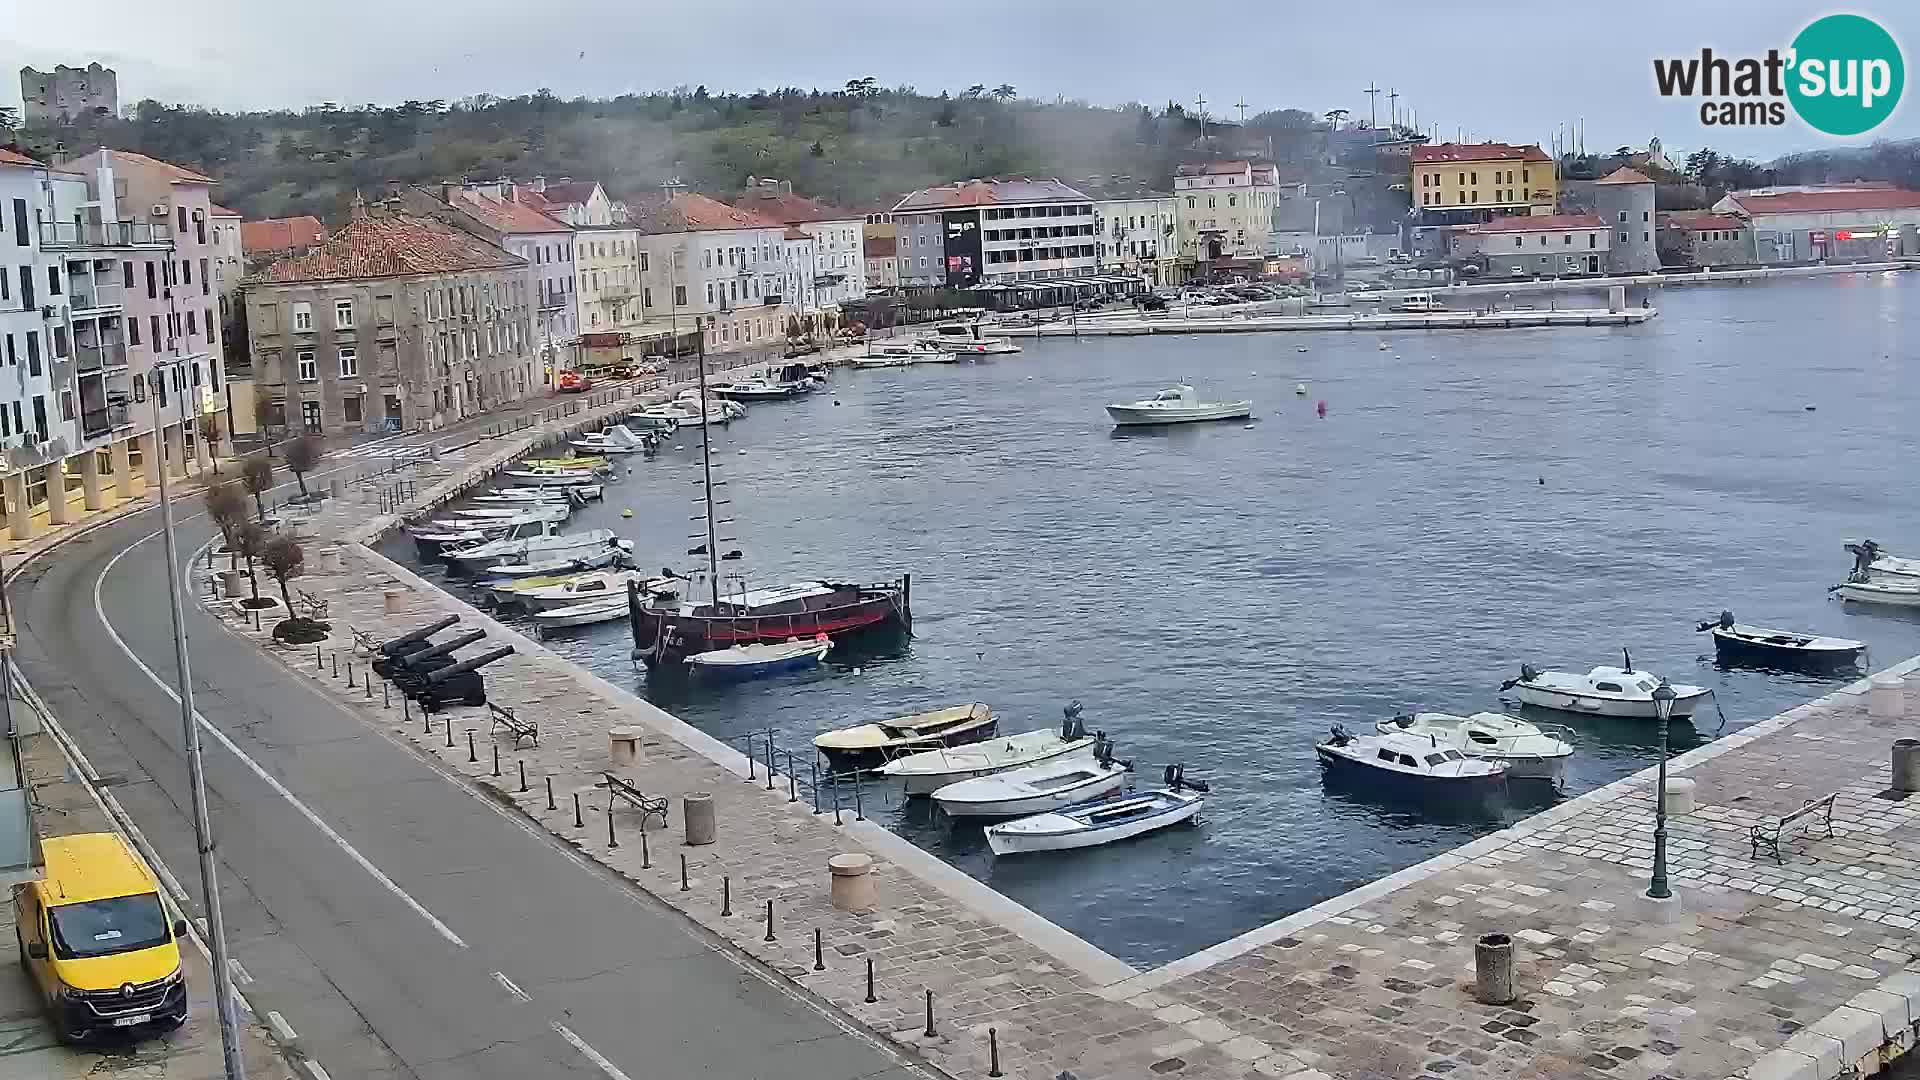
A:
[[1411, 143, 1556, 221], [573, 225, 642, 343], [239, 215, 324, 273], [209, 204, 243, 301], [411, 185, 579, 371], [778, 227, 816, 327], [0, 148, 76, 511], [863, 236, 899, 289], [629, 191, 792, 357], [246, 198, 537, 435], [891, 178, 1100, 289], [860, 206, 900, 244], [733, 181, 867, 311], [1453, 214, 1610, 278], [1592, 167, 1658, 274], [1092, 194, 1177, 286], [19, 63, 117, 125], [1711, 186, 1920, 263], [1657, 212, 1754, 268], [1173, 161, 1280, 269], [207, 203, 250, 432], [517, 178, 618, 228]]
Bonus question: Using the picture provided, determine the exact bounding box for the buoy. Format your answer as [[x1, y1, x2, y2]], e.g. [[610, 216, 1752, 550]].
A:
[[1295, 346, 1308, 353], [1316, 400, 1328, 419], [1378, 341, 1388, 350], [1295, 383, 1308, 396], [833, 399, 841, 406], [1805, 405, 1817, 411], [622, 508, 635, 518], [852, 666, 863, 676], [1538, 477, 1545, 486]]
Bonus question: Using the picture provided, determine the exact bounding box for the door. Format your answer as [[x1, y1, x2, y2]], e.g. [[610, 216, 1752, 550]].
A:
[[301, 400, 321, 433], [12, 888, 51, 1000]]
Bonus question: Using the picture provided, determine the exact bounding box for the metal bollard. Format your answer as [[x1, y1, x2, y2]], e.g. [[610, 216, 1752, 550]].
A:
[[573, 792, 584, 828], [364, 674, 372, 699], [383, 680, 390, 708], [923, 989, 936, 1037], [518, 759, 527, 793], [746, 739, 757, 782], [721, 876, 732, 916], [1475, 933, 1515, 1005], [546, 776, 556, 810], [813, 927, 825, 971], [765, 733, 776, 791], [810, 760, 821, 814], [831, 770, 843, 826], [316, 646, 323, 670], [607, 806, 618, 848], [680, 853, 689, 892], [331, 653, 339, 678], [347, 663, 356, 688], [988, 1029, 1004, 1077], [467, 730, 477, 763], [764, 899, 775, 942], [854, 775, 865, 821], [865, 958, 877, 1003], [788, 760, 797, 803], [491, 744, 500, 777], [640, 824, 650, 869]]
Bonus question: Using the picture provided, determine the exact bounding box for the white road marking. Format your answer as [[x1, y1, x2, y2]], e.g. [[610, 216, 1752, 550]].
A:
[[552, 1022, 635, 1080], [491, 970, 530, 1002], [267, 1010, 298, 1043], [94, 531, 469, 949]]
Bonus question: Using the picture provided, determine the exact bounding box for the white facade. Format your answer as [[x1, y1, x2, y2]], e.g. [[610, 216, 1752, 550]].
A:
[[780, 229, 817, 313], [976, 202, 1099, 282], [801, 218, 865, 308], [1174, 162, 1280, 261], [575, 227, 641, 333], [0, 158, 72, 455], [635, 224, 793, 354], [1093, 196, 1176, 283]]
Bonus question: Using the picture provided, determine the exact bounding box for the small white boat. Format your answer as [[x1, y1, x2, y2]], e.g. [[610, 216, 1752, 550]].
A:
[[529, 596, 629, 633], [849, 354, 912, 369], [476, 543, 631, 584], [814, 703, 997, 773], [509, 571, 679, 611], [1831, 578, 1920, 608], [1395, 292, 1443, 312], [926, 321, 1021, 355], [934, 746, 1131, 818], [504, 464, 607, 488], [1374, 712, 1572, 782], [411, 519, 557, 560], [1105, 385, 1252, 427], [1500, 657, 1711, 719], [674, 389, 747, 421], [684, 636, 834, 681], [985, 769, 1207, 856], [879, 706, 1098, 795], [709, 378, 801, 401], [445, 528, 623, 573], [450, 504, 572, 522], [860, 341, 958, 366], [570, 424, 657, 455], [471, 488, 572, 504], [1316, 727, 1510, 790], [1697, 611, 1866, 670], [1844, 539, 1920, 584]]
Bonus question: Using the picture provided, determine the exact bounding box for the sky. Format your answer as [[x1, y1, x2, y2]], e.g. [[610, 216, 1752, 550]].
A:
[[0, 0, 1914, 163]]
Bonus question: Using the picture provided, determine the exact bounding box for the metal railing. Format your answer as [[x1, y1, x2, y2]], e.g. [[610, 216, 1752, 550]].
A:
[[80, 407, 112, 439], [67, 281, 124, 311], [38, 221, 174, 248]]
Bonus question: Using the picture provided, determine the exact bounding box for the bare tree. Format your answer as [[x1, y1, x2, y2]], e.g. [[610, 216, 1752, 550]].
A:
[[196, 413, 225, 474], [260, 534, 305, 614], [252, 396, 278, 453], [241, 456, 274, 520], [203, 482, 248, 570], [285, 435, 322, 499], [233, 521, 268, 601]]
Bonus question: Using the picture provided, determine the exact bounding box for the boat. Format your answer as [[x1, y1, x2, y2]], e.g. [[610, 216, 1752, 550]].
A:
[[444, 528, 624, 574], [1844, 539, 1920, 584], [448, 504, 572, 522], [933, 745, 1131, 819], [1104, 384, 1253, 427], [1315, 727, 1510, 791], [984, 767, 1207, 856], [813, 703, 997, 773], [878, 703, 1098, 796], [504, 570, 680, 611], [1696, 610, 1866, 670], [624, 410, 681, 434], [529, 596, 632, 634], [849, 354, 912, 369], [771, 361, 827, 393], [709, 378, 802, 401], [569, 424, 658, 456], [474, 543, 631, 586], [684, 635, 834, 681], [470, 487, 573, 504], [1373, 712, 1573, 782], [860, 341, 958, 366], [923, 321, 1021, 355], [674, 389, 747, 421], [1499, 653, 1711, 719], [1830, 577, 1920, 608], [411, 519, 558, 561], [523, 454, 609, 469], [503, 464, 608, 488]]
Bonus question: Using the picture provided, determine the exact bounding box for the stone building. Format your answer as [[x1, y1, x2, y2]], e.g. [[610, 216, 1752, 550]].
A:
[[1454, 214, 1609, 278], [19, 63, 118, 125], [1657, 212, 1755, 268], [245, 199, 537, 435], [1593, 167, 1659, 274]]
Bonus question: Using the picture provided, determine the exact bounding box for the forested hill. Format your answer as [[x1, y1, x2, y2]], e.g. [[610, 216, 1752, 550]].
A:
[[11, 83, 1302, 223]]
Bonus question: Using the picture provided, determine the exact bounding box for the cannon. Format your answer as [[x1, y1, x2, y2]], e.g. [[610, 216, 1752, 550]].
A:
[[377, 615, 461, 659], [415, 646, 515, 712], [375, 629, 486, 680]]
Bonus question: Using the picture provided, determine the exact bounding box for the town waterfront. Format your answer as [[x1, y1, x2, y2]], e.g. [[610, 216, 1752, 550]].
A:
[[384, 272, 1920, 966]]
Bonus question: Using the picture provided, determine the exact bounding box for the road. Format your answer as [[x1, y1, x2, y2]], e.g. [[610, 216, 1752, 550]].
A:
[[8, 406, 924, 1080]]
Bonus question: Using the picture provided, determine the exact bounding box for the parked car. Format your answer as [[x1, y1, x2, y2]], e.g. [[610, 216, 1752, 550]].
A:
[[557, 370, 593, 393], [1136, 293, 1169, 311]]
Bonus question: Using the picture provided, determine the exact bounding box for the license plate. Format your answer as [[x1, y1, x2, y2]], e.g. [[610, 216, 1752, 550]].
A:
[[111, 1013, 151, 1027]]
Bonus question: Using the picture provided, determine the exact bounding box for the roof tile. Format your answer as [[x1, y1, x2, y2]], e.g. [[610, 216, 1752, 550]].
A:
[[1412, 142, 1552, 165], [255, 207, 522, 284], [629, 192, 783, 233], [1728, 188, 1920, 214], [453, 191, 572, 234], [891, 177, 1092, 212], [1593, 166, 1655, 186], [0, 148, 44, 167], [240, 216, 325, 254], [733, 189, 856, 224]]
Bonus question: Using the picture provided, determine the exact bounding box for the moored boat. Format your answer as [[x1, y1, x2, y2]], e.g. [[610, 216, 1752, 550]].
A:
[[632, 578, 912, 667], [709, 378, 802, 401], [1844, 539, 1920, 583], [445, 528, 623, 574], [984, 767, 1207, 856], [1373, 712, 1572, 782], [507, 570, 679, 611], [1696, 610, 1866, 670], [411, 519, 558, 560], [473, 543, 631, 586], [813, 703, 996, 773], [1315, 727, 1510, 790], [570, 424, 657, 455], [878, 704, 1097, 795], [684, 636, 834, 681], [933, 751, 1130, 818], [1830, 578, 1920, 608], [529, 596, 631, 635], [504, 464, 608, 488], [1104, 384, 1252, 426], [1499, 655, 1710, 719]]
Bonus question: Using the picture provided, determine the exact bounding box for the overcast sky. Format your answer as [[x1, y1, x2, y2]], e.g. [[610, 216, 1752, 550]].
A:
[[1, 0, 1912, 162]]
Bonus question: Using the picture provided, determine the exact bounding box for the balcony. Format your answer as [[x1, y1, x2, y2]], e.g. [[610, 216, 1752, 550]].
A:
[[67, 280, 124, 312], [74, 340, 129, 373], [81, 407, 113, 440], [39, 221, 174, 249], [599, 282, 636, 299]]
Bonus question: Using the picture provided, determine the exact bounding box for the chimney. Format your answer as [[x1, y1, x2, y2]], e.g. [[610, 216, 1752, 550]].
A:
[[530, 175, 547, 193]]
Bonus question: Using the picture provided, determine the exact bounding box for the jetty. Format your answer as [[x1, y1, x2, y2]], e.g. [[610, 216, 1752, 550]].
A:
[[1008, 306, 1656, 337]]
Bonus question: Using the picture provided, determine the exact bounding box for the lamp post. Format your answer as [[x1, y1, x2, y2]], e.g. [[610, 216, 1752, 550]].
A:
[[1647, 677, 1678, 900]]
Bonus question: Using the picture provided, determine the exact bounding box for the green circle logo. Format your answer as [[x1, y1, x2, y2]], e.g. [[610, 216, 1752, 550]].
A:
[[1788, 14, 1904, 136]]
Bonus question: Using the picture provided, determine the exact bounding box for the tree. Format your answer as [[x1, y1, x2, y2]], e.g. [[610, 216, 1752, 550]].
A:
[[241, 455, 274, 520], [260, 534, 305, 614], [196, 413, 225, 473], [1324, 109, 1350, 128], [963, 85, 986, 99], [203, 482, 248, 570], [253, 395, 278, 451], [991, 85, 1016, 103], [285, 435, 322, 499], [233, 521, 268, 602]]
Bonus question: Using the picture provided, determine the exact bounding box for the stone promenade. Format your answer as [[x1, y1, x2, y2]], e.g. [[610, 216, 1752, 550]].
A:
[[197, 384, 1920, 1080]]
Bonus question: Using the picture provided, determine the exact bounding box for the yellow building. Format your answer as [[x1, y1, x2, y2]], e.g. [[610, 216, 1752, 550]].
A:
[[1412, 143, 1556, 218]]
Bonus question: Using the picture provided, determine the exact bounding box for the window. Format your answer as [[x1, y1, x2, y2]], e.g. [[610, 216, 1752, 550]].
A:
[[24, 330, 39, 376], [150, 315, 161, 348], [176, 206, 187, 233], [334, 299, 354, 328], [1514, 237, 1523, 249], [1423, 754, 1447, 766], [200, 257, 209, 294], [296, 350, 317, 382], [1619, 230, 1629, 243], [128, 317, 141, 346], [1589, 233, 1598, 248], [639, 252, 649, 272], [10, 199, 25, 244], [1563, 234, 1572, 245], [1618, 211, 1628, 223], [343, 396, 362, 424], [186, 309, 196, 336], [1643, 211, 1650, 222], [1594, 682, 1623, 693], [674, 284, 687, 306], [292, 302, 313, 331], [18, 266, 32, 307], [338, 347, 357, 377]]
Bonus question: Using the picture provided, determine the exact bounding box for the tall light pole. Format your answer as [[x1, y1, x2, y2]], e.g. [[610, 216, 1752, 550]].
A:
[[150, 364, 247, 1079], [1647, 677, 1677, 900]]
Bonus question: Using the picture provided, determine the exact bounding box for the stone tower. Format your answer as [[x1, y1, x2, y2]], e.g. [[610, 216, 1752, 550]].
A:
[[1593, 167, 1658, 274], [18, 63, 118, 125]]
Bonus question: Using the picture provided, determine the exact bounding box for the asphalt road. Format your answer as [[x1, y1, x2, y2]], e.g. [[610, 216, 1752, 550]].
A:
[[9, 416, 923, 1079]]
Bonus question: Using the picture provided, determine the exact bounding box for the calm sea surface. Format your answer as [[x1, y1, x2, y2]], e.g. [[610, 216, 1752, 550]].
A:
[[382, 273, 1920, 966]]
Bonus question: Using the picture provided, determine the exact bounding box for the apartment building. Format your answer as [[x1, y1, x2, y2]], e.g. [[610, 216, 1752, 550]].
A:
[[1411, 143, 1557, 221], [863, 236, 899, 289], [246, 198, 536, 434], [1092, 194, 1177, 285], [733, 183, 868, 311], [891, 178, 1100, 289], [1173, 161, 1280, 265], [406, 185, 578, 371], [630, 192, 791, 355]]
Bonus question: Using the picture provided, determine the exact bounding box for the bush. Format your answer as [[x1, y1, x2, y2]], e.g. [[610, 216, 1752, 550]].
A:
[[272, 617, 330, 645]]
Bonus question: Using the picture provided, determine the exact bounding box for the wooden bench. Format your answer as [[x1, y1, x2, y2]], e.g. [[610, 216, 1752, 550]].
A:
[[489, 702, 537, 747], [1750, 793, 1838, 864], [350, 627, 378, 656], [602, 772, 668, 828], [295, 590, 330, 621]]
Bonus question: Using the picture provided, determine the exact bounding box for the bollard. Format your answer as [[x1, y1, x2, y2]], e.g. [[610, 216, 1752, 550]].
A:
[[403, 693, 411, 723], [832, 770, 843, 826], [491, 745, 500, 777], [331, 653, 339, 679], [468, 730, 477, 763], [788, 764, 798, 803], [1895, 739, 1920, 793], [765, 733, 776, 791], [546, 775, 556, 810], [1475, 933, 1515, 1005], [1870, 674, 1906, 720], [854, 775, 865, 821], [865, 958, 877, 1003], [683, 792, 716, 846], [607, 806, 618, 848], [518, 759, 528, 793], [764, 899, 776, 942], [721, 876, 732, 917], [746, 739, 757, 782], [640, 824, 650, 868], [811, 760, 821, 814], [680, 853, 690, 891], [317, 645, 323, 670], [813, 927, 825, 971], [384, 680, 391, 708], [573, 792, 584, 828], [924, 990, 936, 1038], [988, 1029, 1004, 1077]]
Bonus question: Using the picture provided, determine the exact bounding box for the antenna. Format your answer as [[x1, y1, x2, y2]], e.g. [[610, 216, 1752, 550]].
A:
[[1388, 88, 1399, 132]]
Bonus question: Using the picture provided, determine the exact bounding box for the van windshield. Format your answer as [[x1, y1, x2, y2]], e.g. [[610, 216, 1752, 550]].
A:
[[48, 893, 171, 960]]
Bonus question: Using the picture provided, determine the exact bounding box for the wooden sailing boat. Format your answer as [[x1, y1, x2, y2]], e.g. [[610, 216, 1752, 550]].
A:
[[627, 337, 912, 669]]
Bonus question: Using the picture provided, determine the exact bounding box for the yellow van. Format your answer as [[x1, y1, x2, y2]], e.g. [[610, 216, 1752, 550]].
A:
[[12, 833, 189, 1042]]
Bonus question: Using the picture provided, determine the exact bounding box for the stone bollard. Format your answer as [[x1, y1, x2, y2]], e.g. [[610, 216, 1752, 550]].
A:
[[684, 792, 716, 846], [828, 853, 877, 913], [383, 589, 407, 614], [1869, 674, 1905, 720], [609, 727, 640, 768], [1664, 777, 1697, 816], [317, 546, 342, 574], [1474, 933, 1514, 1005], [1894, 739, 1920, 794], [328, 476, 345, 500], [221, 570, 246, 598]]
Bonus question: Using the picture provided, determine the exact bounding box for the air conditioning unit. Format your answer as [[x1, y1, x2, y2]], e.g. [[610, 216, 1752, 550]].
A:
[[150, 203, 167, 218], [40, 306, 55, 319]]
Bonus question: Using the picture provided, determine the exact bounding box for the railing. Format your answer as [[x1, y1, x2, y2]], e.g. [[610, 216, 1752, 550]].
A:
[[38, 221, 174, 248], [73, 341, 129, 373], [68, 281, 124, 311]]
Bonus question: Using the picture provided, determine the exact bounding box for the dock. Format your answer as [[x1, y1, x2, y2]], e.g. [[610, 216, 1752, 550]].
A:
[[1008, 306, 1657, 337]]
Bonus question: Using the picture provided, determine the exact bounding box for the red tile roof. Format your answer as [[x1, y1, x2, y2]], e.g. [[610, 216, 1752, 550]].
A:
[[1726, 188, 1920, 215], [733, 190, 856, 224], [452, 191, 572, 234], [628, 192, 783, 233], [240, 216, 325, 254], [891, 177, 1091, 211], [1466, 213, 1605, 234], [1173, 161, 1279, 186], [1412, 142, 1551, 165], [254, 207, 521, 284], [103, 149, 215, 184], [0, 148, 43, 167], [863, 236, 894, 258], [208, 203, 241, 218], [1594, 166, 1655, 186], [1662, 212, 1744, 231]]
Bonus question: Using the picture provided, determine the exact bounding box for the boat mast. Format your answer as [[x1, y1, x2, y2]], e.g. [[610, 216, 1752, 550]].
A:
[[696, 332, 720, 609]]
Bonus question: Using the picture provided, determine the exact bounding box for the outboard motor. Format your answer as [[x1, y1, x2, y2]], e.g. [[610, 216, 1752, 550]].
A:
[[1162, 764, 1211, 793], [1061, 700, 1085, 741], [1327, 725, 1354, 746], [1500, 665, 1541, 692]]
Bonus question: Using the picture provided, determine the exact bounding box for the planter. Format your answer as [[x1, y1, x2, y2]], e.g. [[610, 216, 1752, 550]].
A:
[[230, 595, 285, 619]]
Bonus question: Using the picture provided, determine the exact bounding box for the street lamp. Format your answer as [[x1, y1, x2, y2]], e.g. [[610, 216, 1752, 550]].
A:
[[1647, 677, 1678, 901]]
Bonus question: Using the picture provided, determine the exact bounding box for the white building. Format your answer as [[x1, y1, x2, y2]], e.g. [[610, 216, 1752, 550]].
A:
[[1173, 161, 1280, 266], [779, 227, 817, 315], [891, 178, 1100, 289], [631, 192, 792, 356], [427, 184, 579, 371], [1092, 194, 1177, 285], [733, 183, 867, 311], [1712, 186, 1920, 263]]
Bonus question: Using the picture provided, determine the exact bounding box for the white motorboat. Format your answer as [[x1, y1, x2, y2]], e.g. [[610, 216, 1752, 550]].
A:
[[475, 543, 631, 584], [861, 341, 958, 366], [1374, 712, 1572, 782], [878, 706, 1098, 795], [684, 637, 834, 681], [503, 464, 607, 488], [1315, 727, 1510, 790], [924, 321, 1021, 355], [411, 519, 557, 560], [529, 596, 630, 634], [1395, 292, 1443, 312], [709, 378, 801, 401], [849, 354, 912, 369], [1844, 539, 1920, 583], [624, 410, 681, 434], [449, 504, 572, 522], [933, 745, 1131, 818], [445, 528, 623, 573], [674, 389, 747, 420], [985, 768, 1207, 856], [1831, 578, 1920, 608], [1499, 658, 1711, 719], [1696, 610, 1866, 670], [471, 488, 572, 504], [570, 424, 656, 455], [509, 571, 680, 611], [1105, 385, 1252, 426], [814, 703, 997, 773]]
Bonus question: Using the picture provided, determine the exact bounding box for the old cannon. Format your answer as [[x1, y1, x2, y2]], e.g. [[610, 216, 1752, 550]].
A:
[[376, 616, 461, 663], [415, 646, 515, 712], [379, 629, 486, 683]]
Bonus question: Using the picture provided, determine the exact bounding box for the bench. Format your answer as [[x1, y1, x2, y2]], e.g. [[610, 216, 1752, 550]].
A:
[[1749, 793, 1838, 864], [350, 627, 378, 656], [295, 590, 331, 621], [602, 772, 668, 828], [489, 702, 538, 747]]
